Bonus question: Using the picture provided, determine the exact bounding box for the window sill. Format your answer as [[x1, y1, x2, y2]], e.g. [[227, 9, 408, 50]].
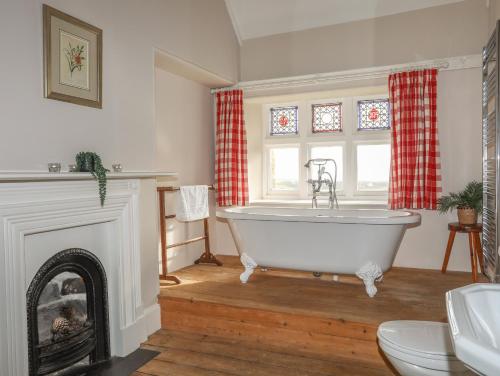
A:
[[250, 199, 387, 209]]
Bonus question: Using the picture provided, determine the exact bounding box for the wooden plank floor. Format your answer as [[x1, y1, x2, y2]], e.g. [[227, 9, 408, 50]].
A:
[[140, 256, 484, 375], [159, 256, 483, 325], [134, 329, 392, 376]]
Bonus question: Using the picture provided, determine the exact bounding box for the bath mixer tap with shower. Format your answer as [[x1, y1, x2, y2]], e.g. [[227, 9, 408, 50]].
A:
[[304, 158, 339, 209]]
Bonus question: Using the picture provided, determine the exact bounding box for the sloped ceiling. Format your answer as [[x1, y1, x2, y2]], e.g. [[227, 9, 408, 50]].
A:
[[225, 0, 464, 41]]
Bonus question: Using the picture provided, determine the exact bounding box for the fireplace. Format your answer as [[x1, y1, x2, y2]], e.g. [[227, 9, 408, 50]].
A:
[[26, 248, 110, 376], [0, 176, 162, 375]]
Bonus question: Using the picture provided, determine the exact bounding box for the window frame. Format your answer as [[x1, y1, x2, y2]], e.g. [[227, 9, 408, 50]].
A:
[[262, 94, 391, 201], [306, 141, 347, 196], [263, 143, 302, 198], [352, 139, 392, 197]]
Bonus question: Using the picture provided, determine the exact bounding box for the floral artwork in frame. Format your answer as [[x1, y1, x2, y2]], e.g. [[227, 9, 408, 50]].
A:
[[43, 5, 102, 108]]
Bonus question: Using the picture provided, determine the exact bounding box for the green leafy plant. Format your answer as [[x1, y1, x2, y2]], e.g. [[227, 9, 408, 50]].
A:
[[437, 181, 483, 214], [75, 152, 109, 206]]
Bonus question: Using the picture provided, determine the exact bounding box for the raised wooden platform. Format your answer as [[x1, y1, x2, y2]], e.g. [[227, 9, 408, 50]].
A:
[[136, 329, 391, 375], [146, 256, 483, 375]]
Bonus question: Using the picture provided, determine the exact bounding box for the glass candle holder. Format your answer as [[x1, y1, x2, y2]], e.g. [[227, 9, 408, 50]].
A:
[[48, 163, 61, 173]]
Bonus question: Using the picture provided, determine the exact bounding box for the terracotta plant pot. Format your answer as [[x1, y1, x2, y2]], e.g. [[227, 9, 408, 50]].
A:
[[457, 207, 478, 225]]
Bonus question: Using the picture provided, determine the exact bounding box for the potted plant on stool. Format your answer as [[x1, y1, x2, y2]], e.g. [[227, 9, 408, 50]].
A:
[[437, 181, 483, 225]]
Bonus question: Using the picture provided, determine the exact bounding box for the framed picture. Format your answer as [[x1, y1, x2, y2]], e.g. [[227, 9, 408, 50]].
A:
[[43, 4, 102, 108]]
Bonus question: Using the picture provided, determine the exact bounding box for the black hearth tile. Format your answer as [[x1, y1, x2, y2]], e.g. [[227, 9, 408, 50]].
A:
[[85, 349, 159, 376]]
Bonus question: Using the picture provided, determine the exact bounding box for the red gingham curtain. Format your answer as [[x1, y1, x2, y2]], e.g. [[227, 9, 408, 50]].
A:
[[215, 89, 249, 206], [388, 69, 441, 210]]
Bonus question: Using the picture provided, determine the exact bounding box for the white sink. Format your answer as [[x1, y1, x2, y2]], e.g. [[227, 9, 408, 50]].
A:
[[446, 283, 500, 376]]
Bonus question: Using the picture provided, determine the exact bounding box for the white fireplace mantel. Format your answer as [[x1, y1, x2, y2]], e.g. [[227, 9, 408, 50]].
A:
[[0, 171, 176, 182], [0, 174, 169, 376]]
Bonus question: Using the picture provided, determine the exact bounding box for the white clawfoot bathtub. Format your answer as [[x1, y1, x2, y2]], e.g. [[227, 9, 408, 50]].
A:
[[217, 207, 420, 297]]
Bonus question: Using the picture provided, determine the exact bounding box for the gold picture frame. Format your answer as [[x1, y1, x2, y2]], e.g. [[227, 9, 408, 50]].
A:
[[43, 4, 102, 108]]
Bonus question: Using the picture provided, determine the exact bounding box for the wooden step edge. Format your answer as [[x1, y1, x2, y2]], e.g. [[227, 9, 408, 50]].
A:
[[159, 295, 380, 329], [160, 295, 378, 341], [160, 311, 386, 367], [141, 330, 393, 375]]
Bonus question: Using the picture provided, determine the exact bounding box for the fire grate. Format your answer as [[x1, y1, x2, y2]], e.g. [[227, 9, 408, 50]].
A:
[[26, 248, 110, 376]]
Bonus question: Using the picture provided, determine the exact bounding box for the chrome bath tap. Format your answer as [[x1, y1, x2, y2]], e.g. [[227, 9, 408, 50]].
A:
[[305, 158, 339, 209]]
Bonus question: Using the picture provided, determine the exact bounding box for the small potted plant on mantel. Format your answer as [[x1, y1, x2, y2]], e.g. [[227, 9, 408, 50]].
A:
[[75, 152, 109, 206], [437, 181, 483, 225]]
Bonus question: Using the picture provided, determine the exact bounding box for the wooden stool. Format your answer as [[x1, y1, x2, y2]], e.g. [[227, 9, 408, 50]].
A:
[[441, 222, 484, 282]]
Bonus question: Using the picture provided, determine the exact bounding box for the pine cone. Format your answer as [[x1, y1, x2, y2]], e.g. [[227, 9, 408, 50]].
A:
[[51, 317, 71, 337]]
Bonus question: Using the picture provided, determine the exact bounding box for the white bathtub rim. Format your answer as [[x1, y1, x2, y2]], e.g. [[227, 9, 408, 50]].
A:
[[217, 206, 421, 225]]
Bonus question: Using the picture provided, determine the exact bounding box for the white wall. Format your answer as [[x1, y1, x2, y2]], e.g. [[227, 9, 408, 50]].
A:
[[240, 0, 487, 81], [0, 0, 239, 171], [245, 103, 264, 201], [155, 68, 219, 272], [154, 65, 244, 270], [489, 0, 500, 33]]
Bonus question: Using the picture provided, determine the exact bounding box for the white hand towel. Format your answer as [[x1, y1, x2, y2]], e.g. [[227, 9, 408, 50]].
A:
[[175, 185, 209, 222]]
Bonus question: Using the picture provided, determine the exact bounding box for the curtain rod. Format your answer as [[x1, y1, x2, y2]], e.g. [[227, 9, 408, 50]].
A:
[[210, 54, 481, 94], [389, 61, 449, 73]]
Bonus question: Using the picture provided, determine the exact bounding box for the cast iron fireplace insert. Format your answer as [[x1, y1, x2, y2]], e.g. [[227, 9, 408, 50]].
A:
[[26, 248, 110, 376]]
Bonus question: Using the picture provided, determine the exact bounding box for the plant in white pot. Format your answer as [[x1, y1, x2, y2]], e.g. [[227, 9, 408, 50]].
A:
[[437, 181, 483, 225]]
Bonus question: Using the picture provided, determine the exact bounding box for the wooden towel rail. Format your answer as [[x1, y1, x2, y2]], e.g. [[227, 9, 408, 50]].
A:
[[158, 185, 222, 284]]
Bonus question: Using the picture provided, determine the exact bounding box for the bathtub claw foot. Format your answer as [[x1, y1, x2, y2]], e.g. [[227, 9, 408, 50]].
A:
[[240, 253, 258, 283], [356, 262, 383, 298]]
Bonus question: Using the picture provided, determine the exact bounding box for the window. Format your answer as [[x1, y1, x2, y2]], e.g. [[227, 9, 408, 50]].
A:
[[312, 103, 342, 133], [309, 145, 344, 191], [270, 106, 298, 136], [263, 95, 390, 200], [356, 143, 391, 192], [357, 99, 390, 131], [268, 146, 299, 191]]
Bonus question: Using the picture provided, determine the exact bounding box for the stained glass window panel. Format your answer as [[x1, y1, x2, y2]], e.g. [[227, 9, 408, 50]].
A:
[[270, 106, 298, 136], [357, 99, 390, 131], [312, 103, 342, 133]]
